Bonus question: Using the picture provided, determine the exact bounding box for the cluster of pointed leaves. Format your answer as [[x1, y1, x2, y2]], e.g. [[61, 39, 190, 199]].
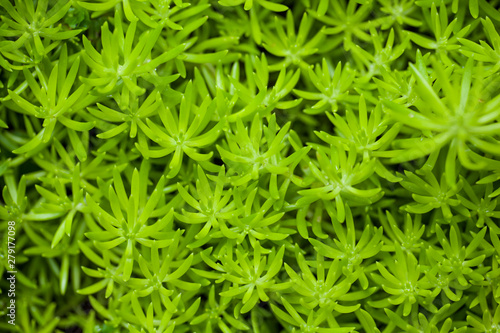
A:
[[1, 0, 500, 332]]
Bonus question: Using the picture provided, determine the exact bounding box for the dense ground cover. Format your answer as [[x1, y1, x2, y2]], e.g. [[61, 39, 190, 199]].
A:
[[1, 0, 500, 332]]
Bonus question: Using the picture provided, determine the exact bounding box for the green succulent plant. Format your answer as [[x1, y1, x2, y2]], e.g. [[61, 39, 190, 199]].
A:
[[2, 0, 500, 332]]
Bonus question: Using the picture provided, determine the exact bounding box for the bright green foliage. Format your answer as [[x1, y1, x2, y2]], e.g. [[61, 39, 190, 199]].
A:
[[429, 224, 487, 287], [228, 54, 302, 120], [2, 0, 500, 332], [262, 12, 329, 72], [408, 4, 473, 65], [380, 211, 425, 253], [80, 12, 185, 96], [371, 247, 434, 316], [351, 27, 410, 82], [284, 252, 373, 312], [293, 59, 357, 114], [320, 0, 375, 51], [271, 296, 355, 332], [310, 206, 383, 288], [315, 95, 402, 181], [6, 45, 93, 159], [296, 143, 381, 222], [383, 56, 500, 173], [136, 82, 222, 178], [175, 165, 239, 240], [83, 164, 175, 282], [217, 114, 294, 185], [0, 0, 80, 66], [460, 17, 500, 74], [34, 166, 86, 249], [219, 242, 288, 313], [398, 170, 466, 221], [190, 285, 250, 332], [219, 0, 288, 12]]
